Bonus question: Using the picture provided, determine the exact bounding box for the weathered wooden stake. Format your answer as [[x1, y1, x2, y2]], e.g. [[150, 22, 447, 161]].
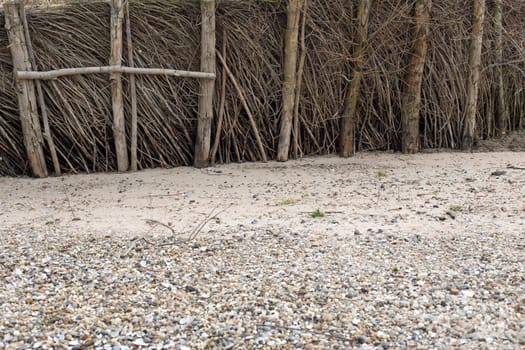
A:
[[493, 0, 507, 137], [401, 0, 431, 154], [124, 0, 138, 171], [4, 1, 47, 177], [20, 3, 61, 176], [292, 0, 308, 159], [340, 0, 372, 158], [110, 0, 129, 172], [462, 0, 486, 150], [194, 0, 216, 168], [277, 0, 303, 162]]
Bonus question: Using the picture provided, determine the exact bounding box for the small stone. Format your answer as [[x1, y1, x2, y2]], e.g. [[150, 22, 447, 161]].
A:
[[450, 287, 459, 295], [462, 290, 475, 298], [132, 339, 147, 346], [184, 285, 199, 293], [267, 311, 279, 320], [357, 336, 367, 344], [376, 331, 389, 340], [322, 313, 334, 322]]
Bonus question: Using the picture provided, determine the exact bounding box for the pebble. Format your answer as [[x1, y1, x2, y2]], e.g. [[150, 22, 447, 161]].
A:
[[0, 224, 522, 350]]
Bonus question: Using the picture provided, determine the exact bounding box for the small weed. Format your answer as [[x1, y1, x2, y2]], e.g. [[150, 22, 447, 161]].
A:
[[278, 198, 297, 206], [376, 170, 386, 177], [449, 205, 463, 212], [309, 209, 325, 218]]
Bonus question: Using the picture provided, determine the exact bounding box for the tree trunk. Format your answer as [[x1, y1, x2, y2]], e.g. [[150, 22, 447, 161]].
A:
[[462, 0, 486, 150], [277, 0, 303, 161], [493, 0, 507, 137], [194, 0, 216, 168], [4, 2, 48, 177], [110, 0, 128, 171], [401, 0, 431, 154], [340, 0, 372, 158]]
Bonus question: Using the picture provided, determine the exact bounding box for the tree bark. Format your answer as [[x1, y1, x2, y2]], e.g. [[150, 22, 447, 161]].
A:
[[401, 0, 431, 154], [194, 0, 216, 168], [4, 2, 48, 177], [493, 0, 507, 137], [462, 0, 486, 150], [277, 0, 303, 161], [110, 0, 128, 171], [340, 0, 372, 158]]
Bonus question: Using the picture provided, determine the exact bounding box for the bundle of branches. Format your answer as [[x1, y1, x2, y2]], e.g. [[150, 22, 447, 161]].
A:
[[501, 0, 525, 131], [0, 0, 524, 176]]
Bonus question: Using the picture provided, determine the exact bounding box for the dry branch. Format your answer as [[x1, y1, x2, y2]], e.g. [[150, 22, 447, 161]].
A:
[[17, 66, 216, 80], [216, 50, 267, 162]]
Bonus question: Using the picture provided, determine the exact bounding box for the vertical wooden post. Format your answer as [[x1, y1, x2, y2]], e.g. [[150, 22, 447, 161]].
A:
[[110, 0, 129, 172], [292, 0, 308, 159], [277, 0, 303, 162], [4, 1, 48, 177], [124, 0, 138, 171], [493, 0, 507, 137], [462, 0, 486, 150], [19, 3, 61, 176], [194, 0, 216, 168], [340, 0, 372, 158], [401, 0, 431, 154]]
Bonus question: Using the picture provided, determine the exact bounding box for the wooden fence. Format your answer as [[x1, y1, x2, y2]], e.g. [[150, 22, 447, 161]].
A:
[[1, 0, 524, 177]]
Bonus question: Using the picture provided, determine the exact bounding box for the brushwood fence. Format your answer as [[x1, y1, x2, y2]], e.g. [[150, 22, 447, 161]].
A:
[[0, 0, 524, 177]]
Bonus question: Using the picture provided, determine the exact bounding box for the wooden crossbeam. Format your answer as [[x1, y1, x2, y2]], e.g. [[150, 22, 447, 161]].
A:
[[17, 66, 216, 80]]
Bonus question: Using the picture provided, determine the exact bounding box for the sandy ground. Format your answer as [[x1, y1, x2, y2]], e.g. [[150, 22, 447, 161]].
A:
[[1, 151, 524, 238], [1, 150, 525, 349]]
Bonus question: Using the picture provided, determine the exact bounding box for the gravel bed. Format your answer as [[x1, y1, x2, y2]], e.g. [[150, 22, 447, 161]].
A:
[[1, 226, 523, 350]]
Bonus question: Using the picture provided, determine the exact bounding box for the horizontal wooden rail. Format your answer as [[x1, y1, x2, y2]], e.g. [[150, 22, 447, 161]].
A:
[[17, 66, 216, 80]]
